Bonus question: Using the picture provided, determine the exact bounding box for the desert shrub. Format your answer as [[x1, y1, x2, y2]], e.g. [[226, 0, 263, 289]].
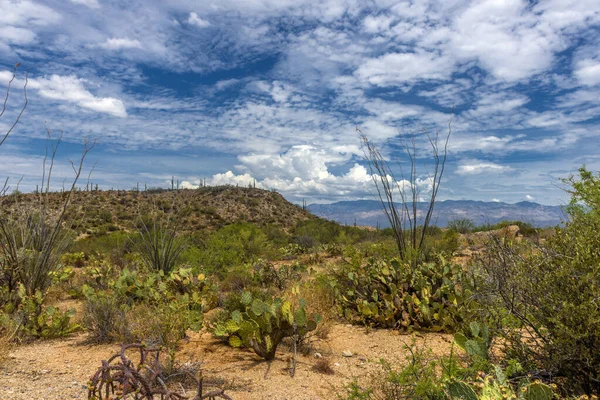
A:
[[474, 168, 600, 395], [262, 224, 289, 248], [312, 358, 334, 375], [0, 211, 74, 309], [219, 264, 254, 292], [60, 251, 87, 268], [472, 220, 539, 237], [213, 291, 320, 360], [135, 209, 188, 274], [448, 218, 475, 234], [70, 231, 136, 266], [198, 223, 270, 276], [291, 219, 369, 249], [82, 266, 206, 349], [340, 337, 556, 400], [433, 229, 461, 256], [127, 295, 203, 359], [82, 290, 128, 343], [330, 256, 473, 331], [252, 259, 305, 291]]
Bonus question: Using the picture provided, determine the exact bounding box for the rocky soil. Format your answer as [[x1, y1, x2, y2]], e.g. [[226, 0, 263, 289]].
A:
[[1, 325, 454, 400]]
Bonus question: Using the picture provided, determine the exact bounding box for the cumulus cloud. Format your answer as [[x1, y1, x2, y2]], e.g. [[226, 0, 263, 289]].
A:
[[210, 171, 259, 187], [525, 194, 535, 201], [1, 0, 599, 204]]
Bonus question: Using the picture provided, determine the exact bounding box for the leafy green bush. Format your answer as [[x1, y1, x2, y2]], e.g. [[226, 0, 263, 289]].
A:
[[475, 167, 600, 395], [330, 257, 473, 331], [198, 223, 270, 275], [448, 219, 475, 234], [213, 291, 320, 360]]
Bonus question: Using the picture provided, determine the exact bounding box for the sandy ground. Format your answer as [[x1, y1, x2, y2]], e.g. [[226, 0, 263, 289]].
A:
[[0, 324, 454, 400]]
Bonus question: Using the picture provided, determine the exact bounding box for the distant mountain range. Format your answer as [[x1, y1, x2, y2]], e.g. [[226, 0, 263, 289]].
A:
[[308, 200, 567, 228]]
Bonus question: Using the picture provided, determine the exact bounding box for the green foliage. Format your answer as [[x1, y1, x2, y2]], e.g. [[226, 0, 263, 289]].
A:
[[475, 167, 600, 395], [11, 284, 78, 339], [60, 252, 87, 268], [339, 340, 557, 400], [447, 381, 477, 400], [471, 220, 538, 237], [198, 223, 271, 275], [252, 259, 306, 290], [213, 291, 320, 360], [81, 265, 207, 347], [376, 345, 448, 400], [448, 219, 475, 234], [135, 209, 188, 274], [453, 322, 491, 364], [330, 257, 472, 331]]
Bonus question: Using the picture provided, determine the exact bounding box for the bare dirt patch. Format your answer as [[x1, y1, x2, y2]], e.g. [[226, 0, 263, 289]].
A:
[[1, 325, 453, 399]]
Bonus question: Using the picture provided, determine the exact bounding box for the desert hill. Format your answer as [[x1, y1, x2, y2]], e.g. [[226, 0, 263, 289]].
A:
[[0, 186, 315, 236]]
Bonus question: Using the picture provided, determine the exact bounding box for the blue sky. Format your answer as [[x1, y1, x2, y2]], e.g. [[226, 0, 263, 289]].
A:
[[1, 0, 600, 205]]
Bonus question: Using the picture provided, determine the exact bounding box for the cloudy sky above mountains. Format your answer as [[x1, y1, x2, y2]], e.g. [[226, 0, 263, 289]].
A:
[[1, 0, 599, 204]]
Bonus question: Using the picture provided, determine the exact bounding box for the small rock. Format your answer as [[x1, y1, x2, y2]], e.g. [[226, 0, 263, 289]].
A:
[[342, 350, 353, 357], [358, 355, 367, 362], [334, 362, 341, 367], [314, 352, 323, 359]]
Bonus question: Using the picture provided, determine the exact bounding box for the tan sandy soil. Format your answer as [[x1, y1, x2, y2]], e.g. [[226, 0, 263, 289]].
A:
[[1, 324, 454, 400]]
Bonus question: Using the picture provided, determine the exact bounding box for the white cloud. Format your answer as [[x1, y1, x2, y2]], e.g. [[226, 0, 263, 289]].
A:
[[355, 51, 453, 86], [187, 12, 210, 28], [574, 58, 600, 86], [99, 38, 142, 50], [0, 26, 36, 44], [491, 198, 500, 202], [457, 161, 513, 175], [0, 0, 61, 26], [525, 194, 535, 201], [24, 74, 127, 117], [210, 171, 259, 188]]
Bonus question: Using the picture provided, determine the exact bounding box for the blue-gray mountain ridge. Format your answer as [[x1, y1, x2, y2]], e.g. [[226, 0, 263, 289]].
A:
[[307, 200, 566, 228]]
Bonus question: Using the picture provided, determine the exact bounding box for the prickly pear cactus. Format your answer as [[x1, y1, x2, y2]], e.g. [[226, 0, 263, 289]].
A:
[[519, 382, 554, 400], [213, 291, 320, 360], [454, 321, 490, 360], [447, 381, 478, 400], [330, 256, 471, 331]]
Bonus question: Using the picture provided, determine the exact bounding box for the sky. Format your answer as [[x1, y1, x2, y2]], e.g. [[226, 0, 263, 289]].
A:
[[1, 0, 600, 205]]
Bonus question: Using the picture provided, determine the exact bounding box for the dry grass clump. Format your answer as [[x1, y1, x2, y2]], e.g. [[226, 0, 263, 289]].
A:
[[312, 358, 335, 375]]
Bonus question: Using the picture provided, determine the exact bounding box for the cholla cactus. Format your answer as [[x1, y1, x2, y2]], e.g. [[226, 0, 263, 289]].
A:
[[214, 291, 321, 360]]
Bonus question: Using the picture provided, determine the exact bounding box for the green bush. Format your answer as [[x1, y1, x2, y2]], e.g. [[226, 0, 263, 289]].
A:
[[198, 223, 270, 276], [475, 167, 600, 395], [329, 256, 473, 331], [448, 219, 475, 234]]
